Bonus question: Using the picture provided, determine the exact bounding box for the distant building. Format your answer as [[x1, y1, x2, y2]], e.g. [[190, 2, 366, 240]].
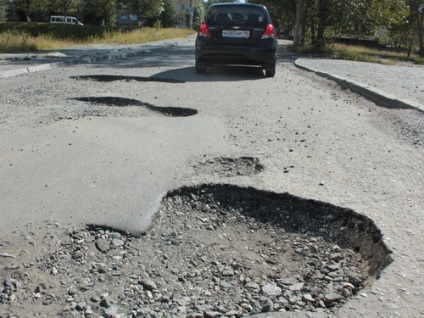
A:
[[117, 2, 139, 26], [176, 0, 191, 28]]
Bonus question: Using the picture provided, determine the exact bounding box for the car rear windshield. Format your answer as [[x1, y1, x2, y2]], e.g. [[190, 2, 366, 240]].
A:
[[206, 5, 267, 26]]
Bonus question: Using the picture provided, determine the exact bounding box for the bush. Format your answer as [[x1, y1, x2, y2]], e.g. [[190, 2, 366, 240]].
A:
[[0, 30, 37, 52], [0, 22, 119, 41]]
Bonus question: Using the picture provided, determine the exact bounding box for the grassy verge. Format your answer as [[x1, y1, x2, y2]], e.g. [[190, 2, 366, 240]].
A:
[[290, 43, 424, 65], [0, 22, 195, 53]]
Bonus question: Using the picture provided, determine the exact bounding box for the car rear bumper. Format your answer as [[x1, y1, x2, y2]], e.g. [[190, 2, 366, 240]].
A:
[[196, 38, 277, 66]]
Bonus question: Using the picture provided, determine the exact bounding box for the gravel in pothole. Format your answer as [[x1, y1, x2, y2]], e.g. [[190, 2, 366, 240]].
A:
[[0, 185, 389, 318]]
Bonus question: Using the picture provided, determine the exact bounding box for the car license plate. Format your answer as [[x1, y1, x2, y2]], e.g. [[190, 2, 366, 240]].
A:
[[222, 30, 250, 39]]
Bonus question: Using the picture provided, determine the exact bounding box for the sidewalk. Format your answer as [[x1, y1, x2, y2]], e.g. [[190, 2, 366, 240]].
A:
[[295, 58, 424, 112], [1, 40, 423, 113]]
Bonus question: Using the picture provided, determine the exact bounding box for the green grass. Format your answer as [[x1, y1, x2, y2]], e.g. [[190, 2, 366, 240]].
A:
[[290, 43, 424, 65], [0, 22, 195, 53]]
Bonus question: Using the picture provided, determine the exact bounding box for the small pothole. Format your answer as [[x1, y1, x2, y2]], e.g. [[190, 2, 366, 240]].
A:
[[0, 184, 392, 317], [193, 157, 264, 177], [71, 75, 185, 84], [72, 96, 197, 117]]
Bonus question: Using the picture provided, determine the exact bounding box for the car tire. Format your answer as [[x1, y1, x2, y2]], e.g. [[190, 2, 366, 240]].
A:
[[264, 64, 276, 78], [195, 60, 207, 74]]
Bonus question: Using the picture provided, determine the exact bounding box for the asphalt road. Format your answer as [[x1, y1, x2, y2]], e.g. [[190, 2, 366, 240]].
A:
[[0, 38, 423, 317]]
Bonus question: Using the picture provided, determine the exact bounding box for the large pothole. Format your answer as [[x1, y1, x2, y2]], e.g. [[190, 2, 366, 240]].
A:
[[72, 96, 197, 117], [0, 184, 392, 317]]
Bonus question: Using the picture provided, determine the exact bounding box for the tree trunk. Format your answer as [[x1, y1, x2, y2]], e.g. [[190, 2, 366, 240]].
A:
[[310, 15, 315, 44], [419, 11, 424, 57], [293, 0, 302, 47], [316, 0, 327, 47], [300, 3, 308, 46]]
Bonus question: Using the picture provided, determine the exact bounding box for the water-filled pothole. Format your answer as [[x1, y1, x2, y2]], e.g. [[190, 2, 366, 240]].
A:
[[0, 184, 392, 317], [193, 156, 264, 177], [71, 75, 185, 84], [72, 96, 197, 117]]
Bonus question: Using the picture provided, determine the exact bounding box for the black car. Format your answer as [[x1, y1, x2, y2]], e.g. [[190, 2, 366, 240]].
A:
[[195, 3, 277, 77]]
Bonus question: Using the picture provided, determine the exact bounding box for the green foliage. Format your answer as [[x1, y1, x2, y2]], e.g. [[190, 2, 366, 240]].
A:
[[255, 0, 294, 31], [16, 0, 49, 22], [394, 0, 424, 56], [193, 0, 205, 30], [159, 0, 178, 28], [127, 0, 164, 22], [153, 19, 161, 28], [0, 0, 6, 23], [336, 0, 408, 38], [83, 0, 118, 26], [50, 0, 80, 16], [256, 0, 409, 48]]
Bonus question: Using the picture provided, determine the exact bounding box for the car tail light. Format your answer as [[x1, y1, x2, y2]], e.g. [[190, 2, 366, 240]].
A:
[[261, 24, 275, 39], [199, 23, 211, 38]]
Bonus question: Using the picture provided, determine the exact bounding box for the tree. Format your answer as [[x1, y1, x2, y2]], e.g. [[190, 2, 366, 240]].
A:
[[50, 0, 80, 17], [253, 0, 297, 39], [193, 0, 205, 30], [159, 0, 177, 27], [0, 0, 6, 22], [16, 0, 49, 22], [293, 0, 302, 46], [385, 0, 422, 56], [83, 0, 117, 26], [419, 3, 424, 56], [127, 0, 164, 25], [256, 0, 408, 47], [403, 0, 424, 56], [335, 0, 407, 38]]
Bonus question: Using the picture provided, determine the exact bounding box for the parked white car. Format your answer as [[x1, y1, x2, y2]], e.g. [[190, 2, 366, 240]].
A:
[[50, 16, 83, 26]]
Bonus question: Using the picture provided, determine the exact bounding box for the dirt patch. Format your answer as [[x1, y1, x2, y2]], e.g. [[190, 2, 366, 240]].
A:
[[0, 184, 392, 317], [193, 157, 264, 177]]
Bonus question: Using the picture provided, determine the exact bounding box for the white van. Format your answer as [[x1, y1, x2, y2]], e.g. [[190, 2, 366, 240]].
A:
[[50, 16, 83, 26]]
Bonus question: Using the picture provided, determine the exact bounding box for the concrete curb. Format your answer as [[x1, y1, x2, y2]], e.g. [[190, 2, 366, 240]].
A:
[[0, 63, 54, 78], [294, 60, 424, 113]]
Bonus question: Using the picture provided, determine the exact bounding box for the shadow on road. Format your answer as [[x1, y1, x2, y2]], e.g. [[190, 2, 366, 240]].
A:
[[152, 65, 265, 82]]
